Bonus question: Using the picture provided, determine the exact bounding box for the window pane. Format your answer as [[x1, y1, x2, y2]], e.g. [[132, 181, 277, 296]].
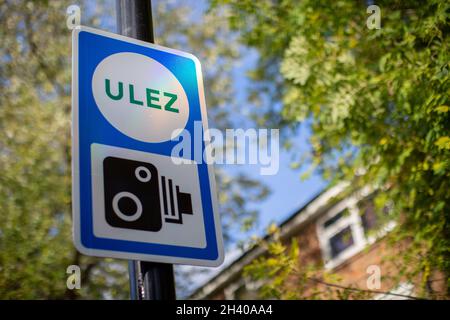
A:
[[329, 226, 354, 258], [361, 202, 378, 232], [323, 210, 345, 229]]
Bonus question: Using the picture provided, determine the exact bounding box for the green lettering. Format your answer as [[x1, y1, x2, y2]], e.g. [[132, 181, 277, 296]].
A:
[[164, 92, 178, 113], [129, 84, 143, 106], [146, 88, 161, 109], [105, 79, 123, 100]]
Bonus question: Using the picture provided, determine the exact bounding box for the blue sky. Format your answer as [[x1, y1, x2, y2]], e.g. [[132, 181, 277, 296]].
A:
[[221, 45, 327, 238], [94, 0, 327, 292], [151, 0, 327, 292], [96, 0, 327, 237]]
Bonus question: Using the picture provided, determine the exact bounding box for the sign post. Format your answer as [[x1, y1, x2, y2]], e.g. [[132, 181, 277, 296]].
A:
[[116, 0, 175, 301], [71, 0, 224, 300]]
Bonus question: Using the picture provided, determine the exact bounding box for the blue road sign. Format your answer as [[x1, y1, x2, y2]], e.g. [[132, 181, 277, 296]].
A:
[[72, 26, 223, 266]]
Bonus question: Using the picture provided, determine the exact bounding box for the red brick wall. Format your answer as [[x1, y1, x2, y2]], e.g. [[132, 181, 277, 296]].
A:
[[205, 219, 446, 299]]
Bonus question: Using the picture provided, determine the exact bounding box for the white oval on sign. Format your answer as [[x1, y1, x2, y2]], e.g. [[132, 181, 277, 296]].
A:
[[92, 52, 189, 143]]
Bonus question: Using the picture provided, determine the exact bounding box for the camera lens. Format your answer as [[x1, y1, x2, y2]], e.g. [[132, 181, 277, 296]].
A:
[[112, 191, 143, 222], [135, 166, 151, 182], [103, 157, 162, 232]]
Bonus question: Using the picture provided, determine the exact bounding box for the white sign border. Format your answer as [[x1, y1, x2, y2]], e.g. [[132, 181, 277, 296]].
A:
[[72, 26, 224, 267]]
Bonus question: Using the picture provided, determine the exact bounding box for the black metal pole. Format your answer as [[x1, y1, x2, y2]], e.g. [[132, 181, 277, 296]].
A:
[[116, 0, 176, 301]]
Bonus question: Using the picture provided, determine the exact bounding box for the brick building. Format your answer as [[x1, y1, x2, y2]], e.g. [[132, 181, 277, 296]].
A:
[[190, 182, 445, 300]]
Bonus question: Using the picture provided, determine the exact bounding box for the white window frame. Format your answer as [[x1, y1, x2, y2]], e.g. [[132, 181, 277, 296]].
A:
[[373, 282, 415, 300], [224, 278, 264, 300], [317, 196, 366, 270], [317, 194, 396, 270]]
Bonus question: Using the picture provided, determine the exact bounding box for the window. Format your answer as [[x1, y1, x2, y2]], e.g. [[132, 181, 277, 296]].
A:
[[361, 202, 379, 233], [317, 197, 393, 269], [360, 199, 396, 244], [323, 211, 345, 228], [329, 226, 354, 258]]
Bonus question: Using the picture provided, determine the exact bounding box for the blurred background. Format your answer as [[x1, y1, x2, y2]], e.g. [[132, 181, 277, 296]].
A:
[[0, 0, 448, 299]]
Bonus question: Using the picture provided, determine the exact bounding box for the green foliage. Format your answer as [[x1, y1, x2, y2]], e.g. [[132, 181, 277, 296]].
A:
[[0, 0, 268, 299], [0, 0, 130, 299], [244, 226, 370, 299], [215, 0, 450, 297]]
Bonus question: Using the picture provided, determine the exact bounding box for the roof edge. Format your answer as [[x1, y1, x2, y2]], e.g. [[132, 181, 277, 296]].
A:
[[189, 181, 349, 299]]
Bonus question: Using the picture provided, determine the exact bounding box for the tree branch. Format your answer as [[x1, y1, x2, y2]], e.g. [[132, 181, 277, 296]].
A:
[[308, 277, 424, 300]]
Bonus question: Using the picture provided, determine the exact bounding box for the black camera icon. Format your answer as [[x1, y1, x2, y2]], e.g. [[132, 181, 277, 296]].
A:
[[103, 156, 193, 232]]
